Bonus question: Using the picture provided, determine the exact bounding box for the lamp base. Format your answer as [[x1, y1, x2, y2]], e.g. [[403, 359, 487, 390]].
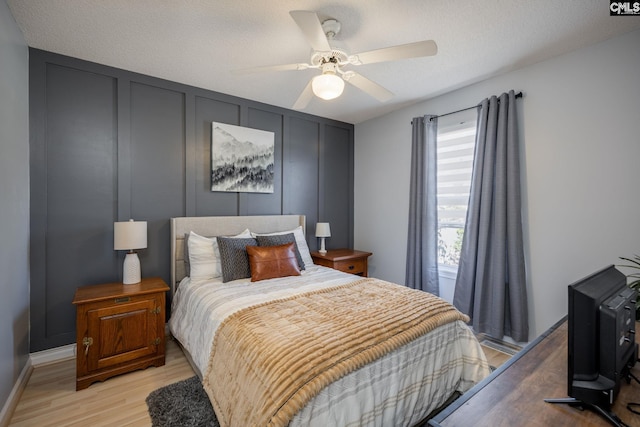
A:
[[319, 237, 327, 255], [122, 252, 141, 284]]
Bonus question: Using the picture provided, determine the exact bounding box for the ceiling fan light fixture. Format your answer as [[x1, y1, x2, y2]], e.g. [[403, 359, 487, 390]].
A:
[[312, 72, 344, 100]]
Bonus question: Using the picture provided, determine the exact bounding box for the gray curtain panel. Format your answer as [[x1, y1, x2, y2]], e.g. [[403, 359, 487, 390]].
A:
[[405, 115, 439, 295], [453, 91, 528, 342]]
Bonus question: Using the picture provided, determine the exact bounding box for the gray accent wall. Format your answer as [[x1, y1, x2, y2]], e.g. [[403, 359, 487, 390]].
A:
[[29, 49, 354, 352], [0, 0, 30, 411]]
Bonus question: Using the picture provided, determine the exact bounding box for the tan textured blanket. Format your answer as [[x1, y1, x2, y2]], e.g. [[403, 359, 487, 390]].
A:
[[203, 278, 469, 427]]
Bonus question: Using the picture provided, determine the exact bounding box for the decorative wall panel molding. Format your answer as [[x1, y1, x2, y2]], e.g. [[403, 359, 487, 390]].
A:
[[29, 48, 354, 351]]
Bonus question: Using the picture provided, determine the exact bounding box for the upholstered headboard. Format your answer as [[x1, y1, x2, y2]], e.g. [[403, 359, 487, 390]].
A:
[[170, 215, 306, 293]]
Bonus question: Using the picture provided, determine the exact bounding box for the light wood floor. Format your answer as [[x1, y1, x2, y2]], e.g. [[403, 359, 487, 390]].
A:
[[8, 338, 195, 427], [480, 344, 513, 369], [8, 338, 513, 426]]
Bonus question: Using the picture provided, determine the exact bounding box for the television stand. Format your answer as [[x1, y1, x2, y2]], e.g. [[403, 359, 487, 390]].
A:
[[544, 398, 624, 427]]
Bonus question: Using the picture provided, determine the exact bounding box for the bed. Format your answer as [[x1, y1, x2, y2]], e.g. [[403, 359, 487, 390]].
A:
[[168, 215, 490, 427]]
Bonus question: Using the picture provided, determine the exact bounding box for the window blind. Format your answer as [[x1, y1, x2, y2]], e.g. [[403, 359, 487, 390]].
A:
[[436, 119, 476, 266]]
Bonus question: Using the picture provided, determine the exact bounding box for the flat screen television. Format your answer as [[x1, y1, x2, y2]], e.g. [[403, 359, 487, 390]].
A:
[[546, 265, 638, 426]]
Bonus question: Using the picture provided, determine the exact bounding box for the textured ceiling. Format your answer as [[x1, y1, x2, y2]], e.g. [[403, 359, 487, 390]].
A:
[[7, 0, 640, 124]]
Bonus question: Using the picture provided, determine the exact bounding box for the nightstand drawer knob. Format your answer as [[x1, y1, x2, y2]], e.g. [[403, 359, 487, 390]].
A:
[[114, 297, 130, 303], [348, 265, 355, 270], [83, 336, 93, 356]]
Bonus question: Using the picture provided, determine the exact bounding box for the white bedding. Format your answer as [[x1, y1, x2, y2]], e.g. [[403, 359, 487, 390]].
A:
[[169, 265, 490, 426]]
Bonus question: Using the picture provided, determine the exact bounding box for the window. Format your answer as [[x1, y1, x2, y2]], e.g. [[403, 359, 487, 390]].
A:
[[436, 112, 476, 267]]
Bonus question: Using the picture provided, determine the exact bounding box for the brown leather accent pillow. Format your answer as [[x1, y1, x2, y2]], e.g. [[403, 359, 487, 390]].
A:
[[246, 242, 301, 282]]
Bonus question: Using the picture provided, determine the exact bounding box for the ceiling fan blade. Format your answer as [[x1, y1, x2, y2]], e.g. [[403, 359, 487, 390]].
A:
[[292, 80, 314, 110], [350, 40, 438, 65], [289, 10, 331, 52], [344, 72, 393, 102], [233, 63, 310, 75]]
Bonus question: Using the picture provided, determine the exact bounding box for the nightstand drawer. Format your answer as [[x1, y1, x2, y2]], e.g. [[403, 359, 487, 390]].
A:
[[333, 259, 366, 275], [86, 298, 158, 371], [311, 249, 372, 277]]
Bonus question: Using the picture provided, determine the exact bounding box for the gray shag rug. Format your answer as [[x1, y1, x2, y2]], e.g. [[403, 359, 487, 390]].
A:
[[146, 376, 219, 427]]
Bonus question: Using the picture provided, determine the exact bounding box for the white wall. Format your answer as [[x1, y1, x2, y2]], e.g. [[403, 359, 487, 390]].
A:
[[355, 29, 640, 341], [0, 0, 30, 411]]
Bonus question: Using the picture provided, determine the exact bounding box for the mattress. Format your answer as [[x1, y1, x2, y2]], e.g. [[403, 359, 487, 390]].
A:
[[169, 265, 489, 426]]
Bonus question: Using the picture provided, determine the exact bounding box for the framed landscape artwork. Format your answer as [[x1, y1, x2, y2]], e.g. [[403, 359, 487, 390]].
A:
[[211, 122, 275, 193]]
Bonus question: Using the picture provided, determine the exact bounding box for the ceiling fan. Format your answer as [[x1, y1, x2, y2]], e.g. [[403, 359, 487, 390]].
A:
[[236, 10, 438, 109]]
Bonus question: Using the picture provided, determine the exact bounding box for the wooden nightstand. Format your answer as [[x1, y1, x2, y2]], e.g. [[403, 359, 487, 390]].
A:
[[311, 249, 372, 277], [72, 277, 169, 390]]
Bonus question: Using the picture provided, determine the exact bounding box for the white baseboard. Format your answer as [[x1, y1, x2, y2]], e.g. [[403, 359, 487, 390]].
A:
[[29, 343, 76, 367], [0, 358, 32, 427]]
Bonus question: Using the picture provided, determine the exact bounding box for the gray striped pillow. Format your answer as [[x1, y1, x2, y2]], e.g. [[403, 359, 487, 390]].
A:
[[217, 237, 258, 283]]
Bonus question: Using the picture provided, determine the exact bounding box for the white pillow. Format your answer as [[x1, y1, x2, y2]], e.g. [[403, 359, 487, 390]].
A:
[[188, 229, 251, 281], [251, 226, 313, 268]]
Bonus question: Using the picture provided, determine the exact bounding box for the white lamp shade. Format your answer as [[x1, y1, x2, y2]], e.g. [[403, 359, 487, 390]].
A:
[[312, 74, 344, 100], [114, 219, 147, 250], [315, 222, 331, 237]]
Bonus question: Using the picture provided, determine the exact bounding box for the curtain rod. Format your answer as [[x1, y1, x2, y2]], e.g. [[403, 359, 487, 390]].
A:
[[421, 91, 523, 123]]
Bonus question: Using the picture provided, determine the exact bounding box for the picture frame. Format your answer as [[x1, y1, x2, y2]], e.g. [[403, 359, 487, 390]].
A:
[[211, 122, 275, 193]]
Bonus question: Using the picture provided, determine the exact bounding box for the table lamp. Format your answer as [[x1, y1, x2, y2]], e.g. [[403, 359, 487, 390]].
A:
[[114, 219, 147, 284], [315, 222, 331, 255]]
